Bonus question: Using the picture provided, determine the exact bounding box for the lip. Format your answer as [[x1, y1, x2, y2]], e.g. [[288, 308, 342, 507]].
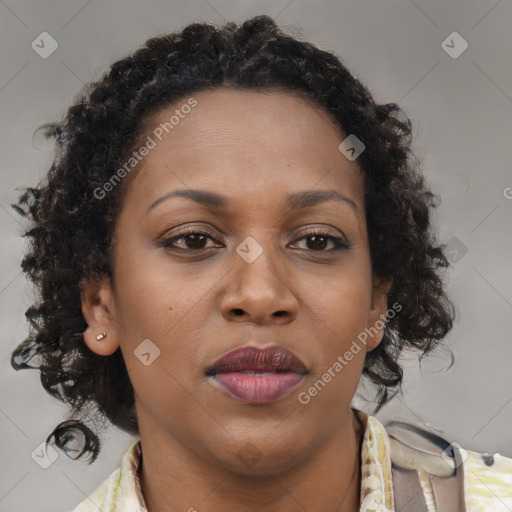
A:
[[206, 346, 308, 405]]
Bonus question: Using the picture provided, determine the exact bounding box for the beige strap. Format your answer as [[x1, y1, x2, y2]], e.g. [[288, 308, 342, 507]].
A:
[[391, 465, 429, 511], [429, 448, 466, 512]]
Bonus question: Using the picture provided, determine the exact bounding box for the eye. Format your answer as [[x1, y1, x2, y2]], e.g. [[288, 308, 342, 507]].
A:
[[290, 230, 349, 252], [158, 228, 221, 252]]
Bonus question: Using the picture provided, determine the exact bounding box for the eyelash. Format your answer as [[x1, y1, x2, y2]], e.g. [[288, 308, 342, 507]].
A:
[[158, 227, 349, 253]]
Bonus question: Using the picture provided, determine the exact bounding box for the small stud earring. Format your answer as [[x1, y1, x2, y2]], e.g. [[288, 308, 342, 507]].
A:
[[96, 332, 107, 341]]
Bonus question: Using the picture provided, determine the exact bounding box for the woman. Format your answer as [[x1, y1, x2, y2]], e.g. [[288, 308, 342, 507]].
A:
[[11, 15, 512, 512]]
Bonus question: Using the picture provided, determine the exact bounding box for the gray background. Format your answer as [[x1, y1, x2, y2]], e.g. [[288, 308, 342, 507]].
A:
[[1, 1, 511, 511]]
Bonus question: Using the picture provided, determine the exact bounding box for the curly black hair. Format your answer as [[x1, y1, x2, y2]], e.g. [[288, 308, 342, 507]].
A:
[[11, 15, 455, 463]]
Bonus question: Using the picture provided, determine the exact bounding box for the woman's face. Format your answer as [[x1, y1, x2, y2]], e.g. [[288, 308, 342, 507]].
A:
[[82, 88, 391, 473]]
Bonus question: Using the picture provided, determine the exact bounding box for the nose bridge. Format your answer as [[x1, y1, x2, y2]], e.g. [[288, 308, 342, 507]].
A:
[[221, 234, 298, 323], [237, 237, 282, 290]]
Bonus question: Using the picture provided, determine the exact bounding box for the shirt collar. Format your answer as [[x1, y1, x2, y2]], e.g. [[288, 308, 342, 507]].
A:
[[354, 408, 395, 511], [116, 438, 146, 512]]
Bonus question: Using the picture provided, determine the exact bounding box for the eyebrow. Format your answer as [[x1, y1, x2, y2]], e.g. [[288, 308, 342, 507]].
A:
[[145, 189, 359, 215]]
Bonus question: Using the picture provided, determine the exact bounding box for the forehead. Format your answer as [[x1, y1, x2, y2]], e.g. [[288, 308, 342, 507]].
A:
[[124, 88, 365, 215], [143, 88, 348, 157]]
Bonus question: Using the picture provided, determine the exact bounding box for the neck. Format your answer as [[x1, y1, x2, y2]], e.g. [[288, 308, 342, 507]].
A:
[[138, 409, 364, 512]]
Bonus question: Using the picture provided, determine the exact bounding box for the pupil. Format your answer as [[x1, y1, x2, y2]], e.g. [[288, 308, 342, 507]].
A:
[[186, 234, 205, 249], [308, 235, 327, 250]]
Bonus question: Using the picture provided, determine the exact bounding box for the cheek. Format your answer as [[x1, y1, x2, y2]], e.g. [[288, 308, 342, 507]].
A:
[[301, 278, 371, 406], [111, 249, 219, 398], [303, 260, 373, 383], [112, 243, 217, 342], [328, 283, 371, 335], [308, 261, 372, 334]]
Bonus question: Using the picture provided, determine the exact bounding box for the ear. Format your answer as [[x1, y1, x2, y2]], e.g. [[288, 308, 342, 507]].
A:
[[365, 274, 393, 351], [79, 275, 120, 356]]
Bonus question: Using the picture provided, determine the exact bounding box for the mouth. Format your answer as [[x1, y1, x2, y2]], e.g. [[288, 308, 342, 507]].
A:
[[205, 346, 308, 405]]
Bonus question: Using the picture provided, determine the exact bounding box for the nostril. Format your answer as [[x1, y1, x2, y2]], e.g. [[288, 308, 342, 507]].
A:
[[232, 309, 245, 316], [273, 311, 288, 317]]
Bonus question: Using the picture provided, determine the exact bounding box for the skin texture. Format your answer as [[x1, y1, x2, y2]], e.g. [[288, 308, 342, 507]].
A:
[[80, 88, 392, 512]]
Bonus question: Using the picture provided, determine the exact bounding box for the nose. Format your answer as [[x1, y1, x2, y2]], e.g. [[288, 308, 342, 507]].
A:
[[220, 245, 299, 325]]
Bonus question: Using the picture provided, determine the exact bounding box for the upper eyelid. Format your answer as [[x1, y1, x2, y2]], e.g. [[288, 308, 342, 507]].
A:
[[161, 225, 344, 240]]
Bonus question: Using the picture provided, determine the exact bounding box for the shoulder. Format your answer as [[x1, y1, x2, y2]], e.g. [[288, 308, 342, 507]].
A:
[[68, 440, 142, 512], [69, 467, 123, 512], [382, 415, 512, 511], [462, 447, 512, 510]]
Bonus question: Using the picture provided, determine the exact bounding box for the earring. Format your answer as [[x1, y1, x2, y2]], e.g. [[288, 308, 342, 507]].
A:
[[96, 332, 107, 341]]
